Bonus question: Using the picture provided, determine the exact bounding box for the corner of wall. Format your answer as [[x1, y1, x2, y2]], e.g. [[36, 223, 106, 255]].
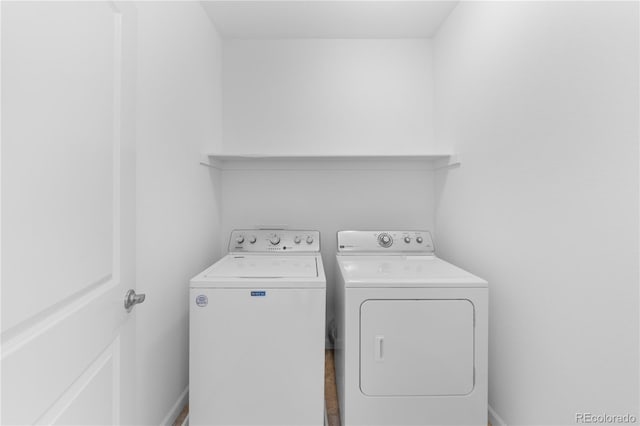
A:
[[488, 404, 507, 426]]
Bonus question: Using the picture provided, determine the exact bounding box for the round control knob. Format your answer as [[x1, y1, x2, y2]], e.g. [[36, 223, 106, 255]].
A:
[[306, 236, 314, 244], [404, 236, 411, 244], [249, 236, 257, 244], [416, 236, 424, 244], [269, 235, 281, 245], [236, 236, 245, 244], [294, 236, 301, 244], [378, 233, 393, 248]]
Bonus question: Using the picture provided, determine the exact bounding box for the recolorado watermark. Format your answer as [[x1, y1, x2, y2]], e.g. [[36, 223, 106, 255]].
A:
[[576, 413, 637, 424]]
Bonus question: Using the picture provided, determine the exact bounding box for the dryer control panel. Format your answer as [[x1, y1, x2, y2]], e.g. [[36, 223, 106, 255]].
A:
[[229, 229, 321, 253], [337, 230, 434, 254]]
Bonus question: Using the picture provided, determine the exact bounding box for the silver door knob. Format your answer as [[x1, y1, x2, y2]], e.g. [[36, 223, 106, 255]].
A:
[[124, 289, 146, 312]]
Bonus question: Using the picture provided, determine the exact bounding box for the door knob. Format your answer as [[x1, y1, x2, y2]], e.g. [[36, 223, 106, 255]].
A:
[[124, 289, 146, 312]]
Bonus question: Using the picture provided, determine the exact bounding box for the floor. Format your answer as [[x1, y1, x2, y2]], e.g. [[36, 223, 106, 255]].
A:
[[173, 403, 188, 426], [324, 349, 341, 426], [172, 350, 341, 426]]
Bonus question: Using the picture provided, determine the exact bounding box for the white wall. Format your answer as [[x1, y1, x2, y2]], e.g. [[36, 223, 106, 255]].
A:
[[135, 3, 222, 424], [222, 39, 435, 155], [219, 159, 436, 344], [434, 2, 639, 424], [219, 38, 439, 343]]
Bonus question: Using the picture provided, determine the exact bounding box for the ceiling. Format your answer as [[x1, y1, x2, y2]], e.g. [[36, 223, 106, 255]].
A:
[[201, 1, 459, 39]]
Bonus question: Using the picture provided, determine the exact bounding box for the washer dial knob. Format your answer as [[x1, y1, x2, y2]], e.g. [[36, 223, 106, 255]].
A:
[[416, 236, 424, 244], [294, 236, 301, 244], [404, 236, 411, 244], [236, 236, 245, 244], [269, 235, 281, 245], [306, 236, 314, 244], [378, 233, 393, 248], [249, 236, 257, 244]]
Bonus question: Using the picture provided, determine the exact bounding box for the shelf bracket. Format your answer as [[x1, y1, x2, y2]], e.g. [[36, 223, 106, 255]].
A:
[[199, 160, 223, 171], [432, 154, 461, 171]]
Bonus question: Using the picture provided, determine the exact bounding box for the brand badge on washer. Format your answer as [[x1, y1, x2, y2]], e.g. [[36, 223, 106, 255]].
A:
[[195, 295, 208, 307]]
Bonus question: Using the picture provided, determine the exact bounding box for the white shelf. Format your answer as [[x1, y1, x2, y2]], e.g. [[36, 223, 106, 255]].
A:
[[207, 153, 453, 160], [201, 153, 460, 171]]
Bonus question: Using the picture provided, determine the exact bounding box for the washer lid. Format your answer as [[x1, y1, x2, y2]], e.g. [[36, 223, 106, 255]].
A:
[[337, 255, 487, 287], [203, 255, 319, 279]]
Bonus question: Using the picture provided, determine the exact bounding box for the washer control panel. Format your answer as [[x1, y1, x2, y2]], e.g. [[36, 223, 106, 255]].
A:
[[337, 230, 434, 254], [229, 229, 320, 253]]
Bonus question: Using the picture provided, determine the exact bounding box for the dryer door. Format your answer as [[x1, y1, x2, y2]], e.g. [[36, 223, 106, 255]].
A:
[[360, 299, 474, 396]]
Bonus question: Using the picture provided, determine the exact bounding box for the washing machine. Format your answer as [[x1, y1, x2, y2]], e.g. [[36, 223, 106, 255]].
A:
[[190, 229, 326, 426], [334, 230, 488, 426]]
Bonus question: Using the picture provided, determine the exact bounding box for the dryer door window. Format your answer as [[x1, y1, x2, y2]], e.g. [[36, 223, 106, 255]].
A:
[[360, 299, 474, 396]]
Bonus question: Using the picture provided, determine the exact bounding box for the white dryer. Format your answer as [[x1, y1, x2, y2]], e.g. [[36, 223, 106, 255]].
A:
[[190, 229, 326, 426], [334, 230, 488, 426]]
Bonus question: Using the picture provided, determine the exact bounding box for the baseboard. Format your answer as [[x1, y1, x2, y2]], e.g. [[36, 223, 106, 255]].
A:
[[160, 385, 189, 426], [488, 404, 507, 426], [324, 402, 329, 426]]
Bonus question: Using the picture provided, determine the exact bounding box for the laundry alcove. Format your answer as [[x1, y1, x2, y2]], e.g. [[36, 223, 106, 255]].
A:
[[2, 1, 637, 426]]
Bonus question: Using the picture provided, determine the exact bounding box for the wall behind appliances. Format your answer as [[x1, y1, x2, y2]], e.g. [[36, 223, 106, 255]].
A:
[[222, 39, 435, 154], [135, 2, 222, 424], [434, 2, 639, 425], [220, 38, 439, 343], [220, 159, 436, 345]]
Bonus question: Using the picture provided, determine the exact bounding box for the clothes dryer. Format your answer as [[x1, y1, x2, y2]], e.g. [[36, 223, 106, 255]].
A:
[[334, 230, 488, 426]]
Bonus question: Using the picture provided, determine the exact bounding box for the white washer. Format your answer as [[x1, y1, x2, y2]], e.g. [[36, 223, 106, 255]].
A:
[[190, 229, 326, 426], [335, 230, 488, 426]]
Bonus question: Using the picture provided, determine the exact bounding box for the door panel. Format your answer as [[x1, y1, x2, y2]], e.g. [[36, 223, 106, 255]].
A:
[[2, 1, 117, 331], [45, 337, 120, 426], [1, 2, 137, 424], [2, 289, 124, 424], [52, 354, 115, 426], [360, 299, 474, 396]]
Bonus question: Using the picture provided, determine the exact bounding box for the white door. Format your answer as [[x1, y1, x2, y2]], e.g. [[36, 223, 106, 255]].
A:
[[360, 299, 475, 396], [2, 2, 138, 424]]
